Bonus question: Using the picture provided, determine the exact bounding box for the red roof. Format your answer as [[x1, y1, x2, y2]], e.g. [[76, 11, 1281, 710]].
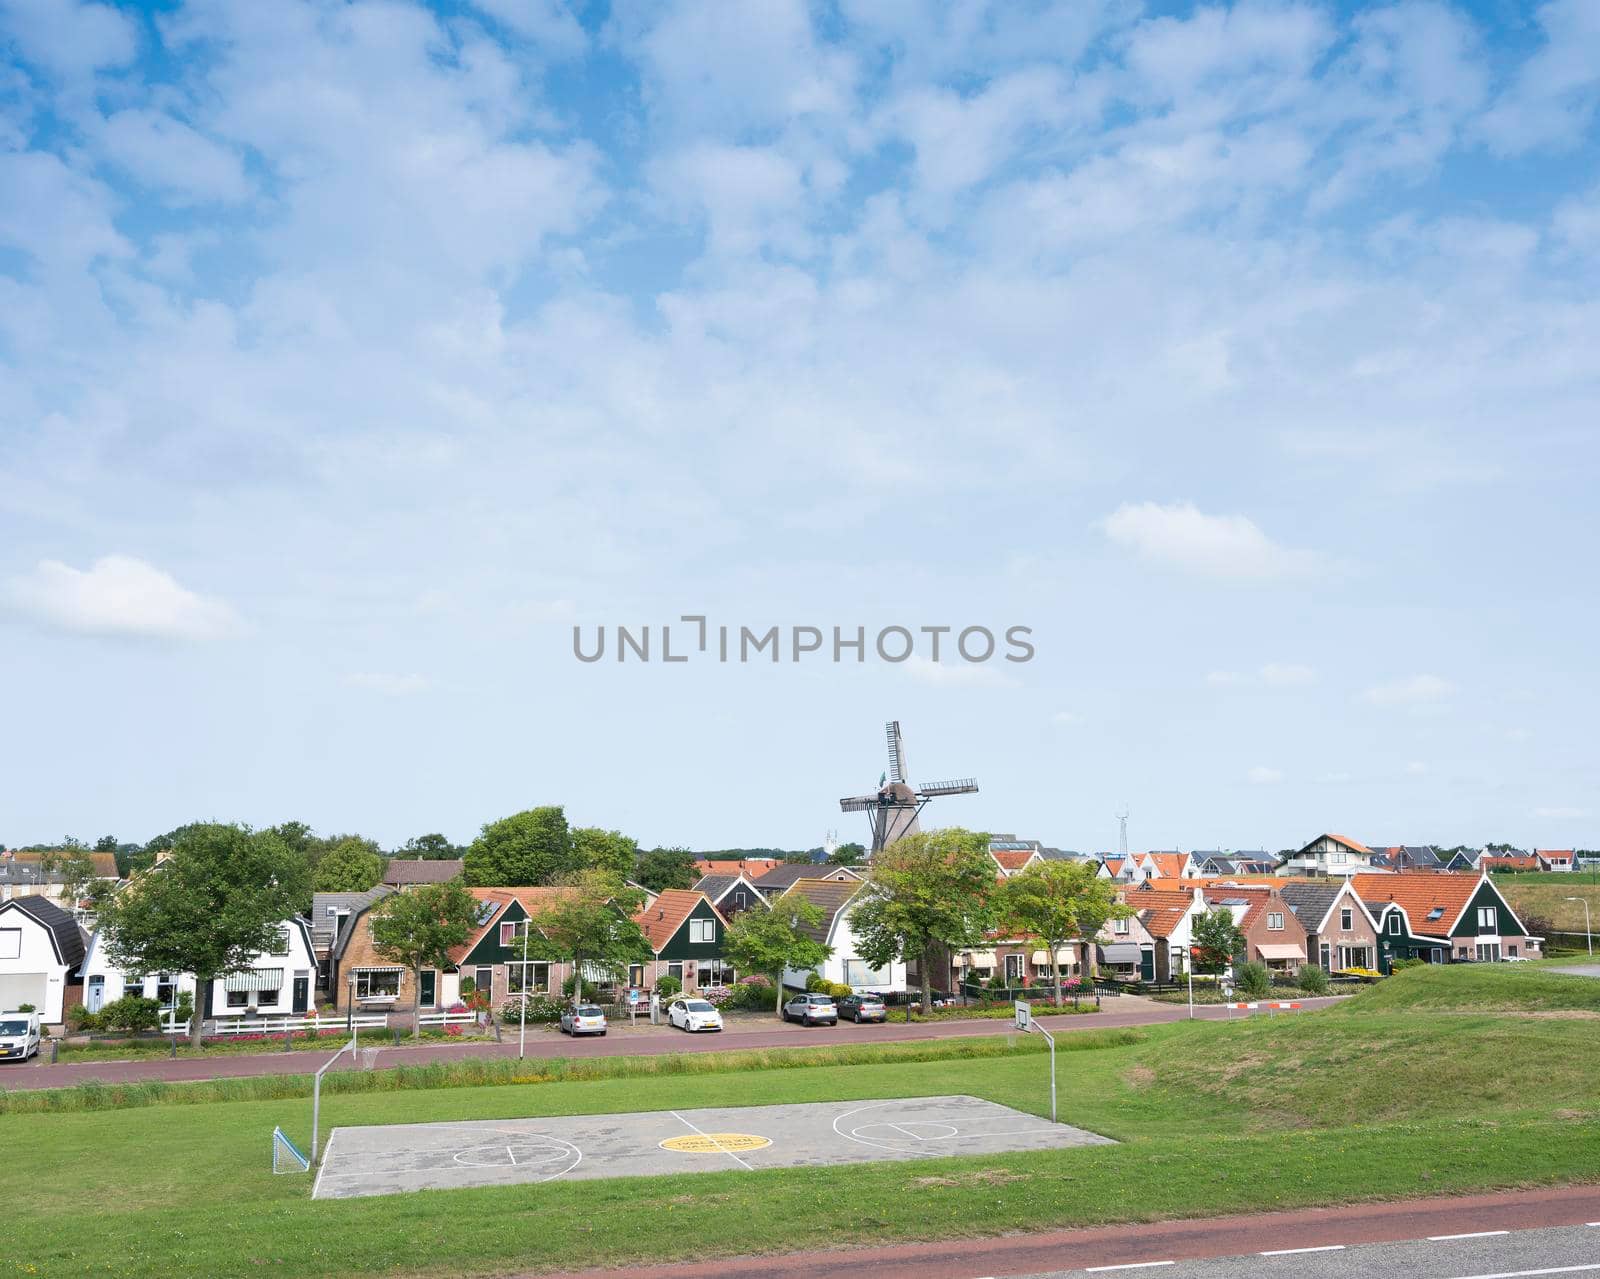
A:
[[1349, 872, 1482, 938], [992, 850, 1037, 872], [632, 889, 718, 953], [1482, 855, 1539, 871]]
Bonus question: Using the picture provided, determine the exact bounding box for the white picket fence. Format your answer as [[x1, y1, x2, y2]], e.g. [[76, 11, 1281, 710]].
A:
[[417, 1010, 476, 1028], [212, 1013, 386, 1036]]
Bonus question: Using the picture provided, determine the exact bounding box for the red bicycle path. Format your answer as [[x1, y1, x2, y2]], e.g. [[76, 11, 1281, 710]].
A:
[[545, 1184, 1600, 1279], [6, 997, 1343, 1090]]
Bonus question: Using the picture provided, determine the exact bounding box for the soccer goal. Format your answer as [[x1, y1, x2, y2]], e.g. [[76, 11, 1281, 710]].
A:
[[272, 1125, 311, 1174]]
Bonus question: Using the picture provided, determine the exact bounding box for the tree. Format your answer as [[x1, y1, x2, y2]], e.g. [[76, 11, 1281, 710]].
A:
[[524, 871, 651, 1004], [999, 861, 1131, 1003], [781, 848, 820, 865], [634, 846, 698, 893], [369, 881, 478, 1036], [1191, 907, 1247, 976], [40, 844, 97, 920], [269, 821, 314, 859], [98, 823, 310, 1049], [827, 841, 867, 867], [722, 895, 831, 1017], [572, 827, 639, 880], [464, 806, 576, 886], [94, 835, 118, 852], [851, 827, 999, 1014], [399, 833, 462, 859], [313, 836, 385, 893]]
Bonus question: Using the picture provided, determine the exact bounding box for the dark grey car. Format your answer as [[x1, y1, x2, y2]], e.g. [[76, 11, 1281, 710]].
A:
[[783, 993, 838, 1025], [836, 993, 887, 1023]]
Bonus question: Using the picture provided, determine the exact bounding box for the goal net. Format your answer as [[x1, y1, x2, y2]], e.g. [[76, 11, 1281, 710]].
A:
[[272, 1125, 310, 1174]]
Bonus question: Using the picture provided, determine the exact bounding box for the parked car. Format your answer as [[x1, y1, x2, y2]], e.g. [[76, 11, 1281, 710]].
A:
[[667, 997, 723, 1033], [559, 1004, 608, 1036], [782, 993, 838, 1025], [836, 993, 886, 1023], [0, 1010, 41, 1062]]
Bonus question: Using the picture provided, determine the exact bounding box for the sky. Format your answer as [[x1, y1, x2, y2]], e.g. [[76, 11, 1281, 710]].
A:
[[1, 0, 1598, 856]]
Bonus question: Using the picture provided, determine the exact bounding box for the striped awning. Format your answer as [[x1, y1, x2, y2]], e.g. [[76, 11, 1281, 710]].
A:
[[1099, 943, 1142, 964], [1257, 943, 1307, 961], [1030, 948, 1076, 965], [961, 951, 998, 967], [223, 968, 284, 992]]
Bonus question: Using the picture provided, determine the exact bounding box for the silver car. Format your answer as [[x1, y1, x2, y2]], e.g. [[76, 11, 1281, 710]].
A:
[[559, 1004, 608, 1036], [782, 993, 838, 1025]]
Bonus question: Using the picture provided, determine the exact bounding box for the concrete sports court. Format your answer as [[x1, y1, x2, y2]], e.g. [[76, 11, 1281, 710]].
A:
[[311, 1094, 1114, 1199]]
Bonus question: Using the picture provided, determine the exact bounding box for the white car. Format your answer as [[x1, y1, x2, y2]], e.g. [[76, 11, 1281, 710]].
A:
[[0, 1010, 41, 1062], [667, 997, 723, 1033]]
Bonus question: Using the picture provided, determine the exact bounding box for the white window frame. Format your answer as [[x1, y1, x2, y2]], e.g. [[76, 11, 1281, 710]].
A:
[[1004, 953, 1026, 984], [689, 917, 715, 944], [1340, 908, 1353, 931], [353, 969, 401, 1001], [1112, 917, 1129, 935], [1388, 915, 1401, 935], [1478, 906, 1496, 932], [1267, 912, 1284, 931], [0, 927, 19, 960]]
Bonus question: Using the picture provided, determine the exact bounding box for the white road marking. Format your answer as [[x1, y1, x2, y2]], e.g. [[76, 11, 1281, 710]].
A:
[[668, 1110, 755, 1171], [1084, 1264, 1175, 1273], [1261, 1245, 1345, 1255], [1431, 1231, 1512, 1241], [1444, 1266, 1600, 1279], [506, 1145, 517, 1166], [310, 1126, 338, 1199]]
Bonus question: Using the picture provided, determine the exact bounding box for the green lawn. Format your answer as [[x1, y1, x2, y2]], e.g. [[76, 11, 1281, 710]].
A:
[[1332, 961, 1600, 1014], [8, 973, 1600, 1278], [1494, 874, 1600, 934]]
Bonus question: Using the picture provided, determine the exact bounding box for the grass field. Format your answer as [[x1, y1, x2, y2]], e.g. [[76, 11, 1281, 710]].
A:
[[1493, 873, 1600, 934], [8, 968, 1600, 1278]]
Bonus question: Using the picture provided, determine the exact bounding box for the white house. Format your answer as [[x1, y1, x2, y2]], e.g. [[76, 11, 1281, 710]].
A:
[[81, 916, 318, 1026], [778, 879, 907, 995], [0, 895, 86, 1025], [1279, 833, 1378, 878]]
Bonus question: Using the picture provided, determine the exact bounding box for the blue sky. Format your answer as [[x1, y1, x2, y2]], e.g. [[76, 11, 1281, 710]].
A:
[[2, 0, 1597, 855]]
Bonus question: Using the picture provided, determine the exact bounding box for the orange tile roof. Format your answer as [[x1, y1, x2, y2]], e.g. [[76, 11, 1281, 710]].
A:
[[992, 850, 1036, 872], [1324, 833, 1374, 855], [1482, 855, 1539, 871], [1146, 853, 1189, 879], [1124, 887, 1199, 939], [632, 889, 717, 952], [1102, 857, 1126, 876], [695, 858, 780, 878], [1349, 872, 1481, 937]]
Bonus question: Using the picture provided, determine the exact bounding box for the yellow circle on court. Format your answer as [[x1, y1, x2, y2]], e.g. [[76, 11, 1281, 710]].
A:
[[659, 1133, 772, 1154]]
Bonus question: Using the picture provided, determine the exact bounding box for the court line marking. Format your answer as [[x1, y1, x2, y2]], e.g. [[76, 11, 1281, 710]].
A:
[[669, 1110, 755, 1171], [1444, 1267, 1600, 1279], [311, 1126, 338, 1199], [1084, 1262, 1175, 1272], [318, 1123, 583, 1186], [1261, 1245, 1345, 1255], [1431, 1231, 1512, 1241]]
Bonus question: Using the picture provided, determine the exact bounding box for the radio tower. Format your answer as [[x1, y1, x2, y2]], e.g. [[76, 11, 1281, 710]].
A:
[[1116, 805, 1129, 859]]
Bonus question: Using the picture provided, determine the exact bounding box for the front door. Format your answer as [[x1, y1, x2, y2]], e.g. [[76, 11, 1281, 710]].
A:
[[292, 975, 309, 1014], [1005, 953, 1026, 985], [419, 970, 436, 1007], [86, 974, 105, 1012], [1139, 948, 1155, 981]]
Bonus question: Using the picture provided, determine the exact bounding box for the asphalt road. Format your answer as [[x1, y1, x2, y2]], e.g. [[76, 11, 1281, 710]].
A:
[[5, 996, 1343, 1091], [1551, 964, 1600, 977], [546, 1185, 1600, 1279]]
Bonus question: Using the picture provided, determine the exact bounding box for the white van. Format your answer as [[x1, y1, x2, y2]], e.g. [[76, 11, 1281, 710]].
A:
[[0, 1010, 42, 1062]]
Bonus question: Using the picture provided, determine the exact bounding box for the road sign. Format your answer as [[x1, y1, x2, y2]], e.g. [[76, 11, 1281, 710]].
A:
[[1013, 999, 1031, 1030]]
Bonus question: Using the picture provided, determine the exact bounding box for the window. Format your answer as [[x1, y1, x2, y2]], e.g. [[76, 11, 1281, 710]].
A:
[[733, 890, 747, 908], [1331, 851, 1346, 864], [1426, 907, 1444, 922], [226, 989, 251, 1008], [506, 962, 548, 993], [1340, 908, 1353, 931], [842, 959, 891, 986], [1319, 943, 1331, 970], [696, 960, 734, 987], [0, 928, 19, 960], [500, 920, 529, 947], [271, 928, 290, 955], [1112, 917, 1129, 935], [1005, 953, 1026, 983], [1267, 913, 1284, 931], [1388, 915, 1401, 935], [1457, 947, 1468, 958], [354, 969, 401, 1000], [1478, 906, 1496, 933], [628, 964, 644, 987], [689, 917, 715, 944], [325, 905, 339, 917], [474, 966, 493, 1000], [667, 962, 683, 981], [1508, 944, 1519, 957], [155, 975, 178, 1009]]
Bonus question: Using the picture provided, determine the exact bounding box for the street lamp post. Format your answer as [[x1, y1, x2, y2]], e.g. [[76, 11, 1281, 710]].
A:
[[519, 918, 532, 1060], [1564, 897, 1593, 957]]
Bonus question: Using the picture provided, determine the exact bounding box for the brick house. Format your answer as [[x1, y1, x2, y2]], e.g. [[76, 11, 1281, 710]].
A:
[[1278, 880, 1381, 972], [1200, 884, 1308, 974]]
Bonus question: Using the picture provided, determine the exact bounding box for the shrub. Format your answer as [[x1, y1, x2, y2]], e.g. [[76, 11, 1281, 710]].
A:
[[699, 986, 731, 1008], [737, 973, 770, 987], [459, 976, 476, 997], [98, 995, 162, 1034], [654, 974, 682, 998], [805, 972, 827, 993], [499, 996, 564, 1024], [1388, 958, 1423, 973], [1234, 962, 1270, 999], [826, 982, 853, 1000], [723, 982, 772, 1011], [1299, 964, 1330, 995], [65, 1003, 97, 1032], [16, 1002, 36, 1013]]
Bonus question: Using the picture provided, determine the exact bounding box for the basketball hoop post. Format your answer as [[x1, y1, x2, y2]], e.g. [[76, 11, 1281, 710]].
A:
[[1014, 1000, 1056, 1123], [310, 1029, 357, 1167]]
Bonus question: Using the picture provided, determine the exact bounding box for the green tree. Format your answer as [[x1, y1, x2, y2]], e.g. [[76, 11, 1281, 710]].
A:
[[999, 860, 1131, 1002], [98, 823, 310, 1049], [312, 836, 386, 893], [827, 841, 866, 866], [464, 806, 576, 886], [572, 827, 639, 880], [40, 845, 98, 919], [369, 881, 479, 1036], [399, 833, 461, 859], [851, 827, 999, 1014], [269, 821, 314, 859], [722, 895, 831, 1017], [94, 834, 118, 852], [1191, 907, 1247, 976], [781, 848, 820, 864], [633, 846, 698, 893], [524, 871, 650, 1004]]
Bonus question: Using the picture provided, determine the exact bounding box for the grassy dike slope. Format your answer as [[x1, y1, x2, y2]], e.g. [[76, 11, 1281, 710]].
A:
[[9, 972, 1600, 1278]]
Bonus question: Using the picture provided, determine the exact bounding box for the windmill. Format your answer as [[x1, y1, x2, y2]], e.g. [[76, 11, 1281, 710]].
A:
[[1116, 805, 1130, 860], [839, 720, 979, 855]]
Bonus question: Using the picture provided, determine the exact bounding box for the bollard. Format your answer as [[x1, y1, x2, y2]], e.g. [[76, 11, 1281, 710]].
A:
[[50, 1039, 59, 1064], [283, 1029, 293, 1052]]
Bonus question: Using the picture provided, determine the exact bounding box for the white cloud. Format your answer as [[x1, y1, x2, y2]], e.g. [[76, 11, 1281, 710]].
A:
[[1533, 806, 1591, 820], [1247, 766, 1284, 785], [469, 0, 586, 55], [1478, 0, 1600, 155], [96, 109, 252, 204], [0, 0, 137, 78], [1361, 674, 1456, 706], [3, 555, 240, 641], [343, 672, 431, 697], [903, 656, 1019, 688], [1102, 502, 1322, 580]]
